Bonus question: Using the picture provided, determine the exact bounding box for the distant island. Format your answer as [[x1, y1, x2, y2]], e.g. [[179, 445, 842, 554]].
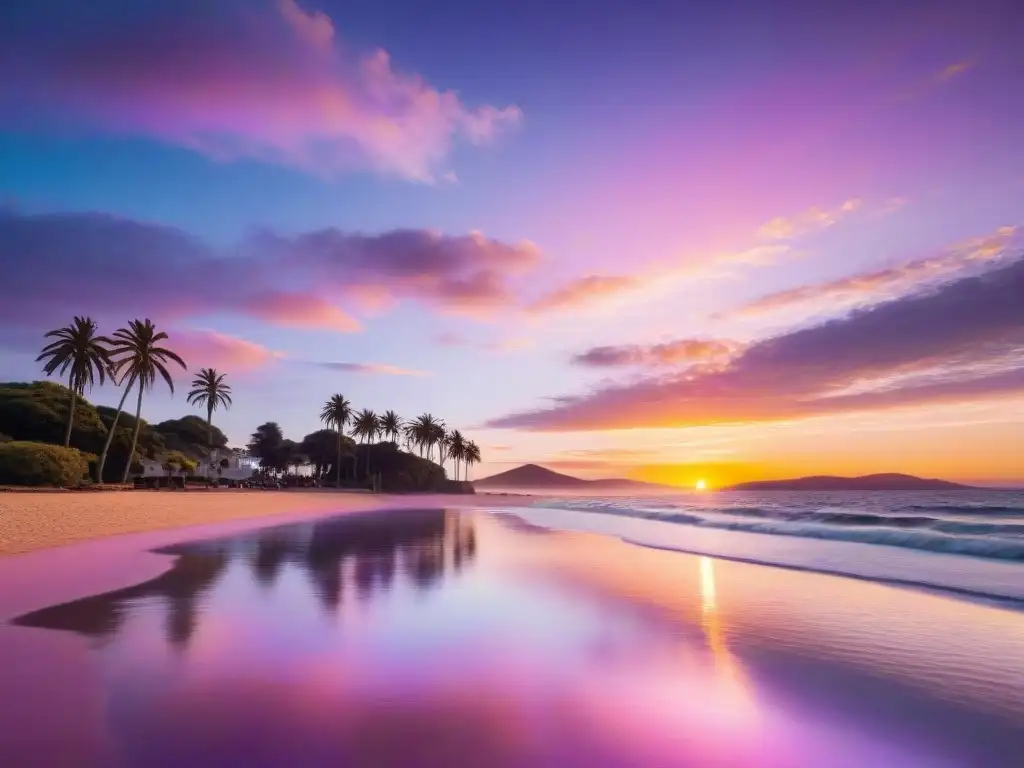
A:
[[725, 473, 975, 491], [473, 464, 672, 492]]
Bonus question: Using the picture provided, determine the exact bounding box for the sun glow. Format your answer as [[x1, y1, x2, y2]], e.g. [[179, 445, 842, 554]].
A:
[[696, 479, 707, 491]]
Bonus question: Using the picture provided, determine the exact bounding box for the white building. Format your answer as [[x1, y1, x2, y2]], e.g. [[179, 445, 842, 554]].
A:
[[138, 449, 257, 482]]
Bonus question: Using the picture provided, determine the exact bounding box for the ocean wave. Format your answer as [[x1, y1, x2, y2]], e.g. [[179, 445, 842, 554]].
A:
[[531, 500, 1024, 562]]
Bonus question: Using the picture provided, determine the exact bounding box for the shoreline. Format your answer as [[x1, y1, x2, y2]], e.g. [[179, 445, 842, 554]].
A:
[[0, 489, 530, 557]]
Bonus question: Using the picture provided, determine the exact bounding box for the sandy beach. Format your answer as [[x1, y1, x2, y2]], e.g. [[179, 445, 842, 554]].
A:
[[0, 489, 528, 556]]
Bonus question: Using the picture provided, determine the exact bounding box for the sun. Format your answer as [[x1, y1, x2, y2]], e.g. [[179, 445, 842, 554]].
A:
[[696, 479, 707, 491]]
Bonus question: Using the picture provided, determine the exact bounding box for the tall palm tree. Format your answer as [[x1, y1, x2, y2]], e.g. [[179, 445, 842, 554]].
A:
[[94, 364, 136, 482], [464, 441, 481, 481], [320, 394, 352, 487], [350, 409, 380, 482], [447, 429, 466, 481], [428, 419, 446, 464], [109, 319, 187, 483], [186, 368, 233, 453], [36, 316, 112, 447], [380, 410, 402, 444]]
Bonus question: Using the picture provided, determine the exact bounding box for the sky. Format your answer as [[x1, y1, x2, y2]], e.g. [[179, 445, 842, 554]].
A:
[[1, 0, 1022, 487]]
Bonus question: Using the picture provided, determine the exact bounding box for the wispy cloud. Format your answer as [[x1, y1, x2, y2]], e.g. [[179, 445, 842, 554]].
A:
[[310, 361, 429, 377], [757, 198, 863, 241], [732, 225, 1019, 319], [572, 339, 741, 369], [173, 329, 284, 373], [527, 275, 639, 313], [937, 59, 975, 82], [0, 0, 521, 181], [488, 256, 1024, 431]]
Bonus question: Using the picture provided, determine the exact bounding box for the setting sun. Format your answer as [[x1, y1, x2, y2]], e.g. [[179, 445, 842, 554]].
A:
[[696, 479, 707, 491]]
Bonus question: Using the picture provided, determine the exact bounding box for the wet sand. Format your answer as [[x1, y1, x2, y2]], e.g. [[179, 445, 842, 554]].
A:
[[1, 506, 1023, 766], [0, 489, 528, 555]]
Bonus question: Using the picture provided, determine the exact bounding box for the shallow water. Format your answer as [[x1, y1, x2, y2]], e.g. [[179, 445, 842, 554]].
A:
[[3, 507, 1024, 767], [525, 491, 1024, 604]]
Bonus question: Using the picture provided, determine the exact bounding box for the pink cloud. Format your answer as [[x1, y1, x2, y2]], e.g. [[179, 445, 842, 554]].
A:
[[240, 291, 362, 332], [527, 275, 638, 313], [172, 330, 283, 373], [572, 339, 742, 369], [1, 1, 521, 181]]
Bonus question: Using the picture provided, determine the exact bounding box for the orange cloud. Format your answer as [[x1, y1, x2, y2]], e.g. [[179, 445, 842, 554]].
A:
[[527, 275, 638, 313], [173, 329, 283, 373], [937, 59, 975, 82], [757, 198, 862, 241]]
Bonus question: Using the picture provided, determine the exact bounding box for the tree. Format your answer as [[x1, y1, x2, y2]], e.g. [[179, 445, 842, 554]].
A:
[[186, 368, 232, 452], [320, 394, 352, 487], [300, 429, 354, 479], [350, 409, 380, 480], [248, 422, 284, 472], [447, 429, 466, 481], [154, 416, 227, 459], [36, 316, 112, 447], [464, 441, 481, 481], [380, 410, 402, 445], [109, 320, 187, 483], [407, 413, 444, 462], [94, 363, 135, 482]]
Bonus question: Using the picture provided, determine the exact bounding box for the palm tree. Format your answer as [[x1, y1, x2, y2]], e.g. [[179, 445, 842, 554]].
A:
[[380, 410, 402, 444], [428, 419, 446, 463], [36, 316, 112, 447], [319, 394, 352, 486], [94, 363, 136, 482], [109, 319, 187, 483], [186, 368, 233, 456], [447, 429, 466, 481], [464, 441, 481, 481], [407, 414, 444, 462], [350, 409, 380, 480]]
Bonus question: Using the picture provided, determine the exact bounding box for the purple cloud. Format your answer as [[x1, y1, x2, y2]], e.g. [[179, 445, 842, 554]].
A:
[[487, 256, 1024, 430], [0, 210, 539, 346], [0, 0, 520, 181]]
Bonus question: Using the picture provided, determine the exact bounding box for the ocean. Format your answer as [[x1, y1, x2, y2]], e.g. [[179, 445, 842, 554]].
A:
[[511, 490, 1024, 606]]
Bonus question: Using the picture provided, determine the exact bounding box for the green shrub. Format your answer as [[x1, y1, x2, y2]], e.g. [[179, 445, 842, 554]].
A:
[[0, 441, 92, 487]]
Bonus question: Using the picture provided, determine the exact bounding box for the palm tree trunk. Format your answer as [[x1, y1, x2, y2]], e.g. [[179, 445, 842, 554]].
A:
[[96, 378, 134, 482], [121, 385, 145, 484], [207, 403, 213, 451], [63, 389, 78, 447], [335, 432, 342, 487]]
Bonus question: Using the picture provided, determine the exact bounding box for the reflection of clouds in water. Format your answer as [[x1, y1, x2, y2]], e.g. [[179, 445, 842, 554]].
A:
[[699, 556, 757, 719]]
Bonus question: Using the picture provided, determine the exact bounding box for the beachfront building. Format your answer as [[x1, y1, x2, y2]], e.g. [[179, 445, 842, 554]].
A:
[[138, 449, 257, 482], [195, 449, 258, 482]]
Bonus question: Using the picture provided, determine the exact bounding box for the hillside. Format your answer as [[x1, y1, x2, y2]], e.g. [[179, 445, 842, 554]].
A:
[[473, 464, 670, 491], [726, 473, 975, 491]]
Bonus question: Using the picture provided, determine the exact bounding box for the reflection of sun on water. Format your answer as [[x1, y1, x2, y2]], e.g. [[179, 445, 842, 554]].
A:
[[699, 557, 757, 718]]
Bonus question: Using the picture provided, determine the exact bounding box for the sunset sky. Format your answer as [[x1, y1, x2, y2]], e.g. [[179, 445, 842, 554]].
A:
[[1, 0, 1022, 486]]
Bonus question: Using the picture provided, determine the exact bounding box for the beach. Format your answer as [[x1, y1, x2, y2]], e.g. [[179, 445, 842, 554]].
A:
[[0, 489, 528, 556], [2, 497, 1024, 765]]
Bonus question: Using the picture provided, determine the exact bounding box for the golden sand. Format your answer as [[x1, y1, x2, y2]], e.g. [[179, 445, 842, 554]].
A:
[[0, 489, 523, 556]]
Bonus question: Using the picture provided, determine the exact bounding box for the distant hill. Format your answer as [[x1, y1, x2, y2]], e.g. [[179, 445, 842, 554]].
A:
[[725, 473, 975, 491], [473, 464, 671, 492]]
